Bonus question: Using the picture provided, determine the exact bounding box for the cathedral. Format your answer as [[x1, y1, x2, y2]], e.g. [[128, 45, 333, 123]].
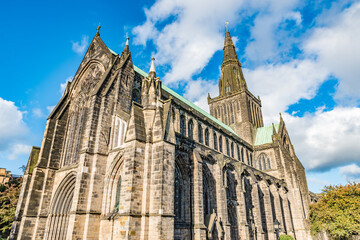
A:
[[10, 27, 312, 240]]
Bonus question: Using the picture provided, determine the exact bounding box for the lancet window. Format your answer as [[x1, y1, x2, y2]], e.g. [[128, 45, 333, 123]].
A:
[[205, 128, 209, 146], [198, 123, 203, 143], [214, 133, 218, 150], [188, 119, 194, 139], [219, 136, 223, 153], [180, 114, 186, 135], [114, 116, 127, 148]]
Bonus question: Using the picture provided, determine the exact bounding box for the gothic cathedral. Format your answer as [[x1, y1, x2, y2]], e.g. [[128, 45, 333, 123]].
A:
[[11, 27, 312, 240]]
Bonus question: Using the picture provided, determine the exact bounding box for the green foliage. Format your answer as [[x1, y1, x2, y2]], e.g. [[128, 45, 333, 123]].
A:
[[0, 179, 22, 238], [278, 235, 295, 240], [310, 182, 360, 240]]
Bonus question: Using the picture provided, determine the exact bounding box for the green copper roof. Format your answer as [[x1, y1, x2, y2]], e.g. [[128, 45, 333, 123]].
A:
[[132, 65, 238, 136], [254, 123, 279, 146], [108, 47, 238, 137]]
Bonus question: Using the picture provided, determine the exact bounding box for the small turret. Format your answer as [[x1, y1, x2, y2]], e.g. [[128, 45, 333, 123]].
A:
[[124, 37, 129, 53], [141, 58, 161, 108]]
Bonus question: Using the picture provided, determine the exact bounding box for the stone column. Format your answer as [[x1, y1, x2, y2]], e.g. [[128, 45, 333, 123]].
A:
[[192, 151, 206, 240], [251, 182, 264, 240], [259, 181, 276, 240]]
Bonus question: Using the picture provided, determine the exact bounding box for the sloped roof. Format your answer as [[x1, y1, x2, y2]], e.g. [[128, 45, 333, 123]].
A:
[[132, 65, 238, 136], [254, 123, 279, 146], [108, 47, 238, 137]]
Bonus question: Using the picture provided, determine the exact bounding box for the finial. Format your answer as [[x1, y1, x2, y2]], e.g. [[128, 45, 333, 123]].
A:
[[225, 22, 229, 31], [124, 36, 130, 52], [150, 57, 156, 72], [149, 57, 156, 78], [96, 25, 101, 36]]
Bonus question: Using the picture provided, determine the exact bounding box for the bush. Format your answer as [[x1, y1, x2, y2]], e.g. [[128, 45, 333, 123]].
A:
[[278, 234, 295, 240]]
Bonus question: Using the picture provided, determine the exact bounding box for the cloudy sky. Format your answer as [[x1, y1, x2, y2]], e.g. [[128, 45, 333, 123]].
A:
[[1, 0, 359, 192]]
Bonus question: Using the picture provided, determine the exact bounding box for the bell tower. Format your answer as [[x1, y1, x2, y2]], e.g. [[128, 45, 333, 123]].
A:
[[208, 29, 264, 144]]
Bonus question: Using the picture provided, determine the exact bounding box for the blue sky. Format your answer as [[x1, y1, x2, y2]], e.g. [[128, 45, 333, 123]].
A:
[[1, 0, 360, 193]]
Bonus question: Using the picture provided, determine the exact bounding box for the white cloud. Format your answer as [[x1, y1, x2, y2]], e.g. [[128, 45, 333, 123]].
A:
[[32, 108, 44, 118], [284, 107, 360, 171], [304, 2, 360, 104], [339, 164, 360, 182], [244, 60, 329, 123], [183, 78, 218, 112], [0, 98, 28, 151], [60, 76, 72, 95], [72, 35, 89, 55], [8, 144, 32, 160], [133, 0, 247, 85], [308, 177, 329, 186]]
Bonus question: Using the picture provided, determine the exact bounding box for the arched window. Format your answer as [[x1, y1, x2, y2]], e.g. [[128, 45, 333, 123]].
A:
[[231, 104, 234, 123], [250, 154, 253, 166], [237, 145, 240, 160], [188, 119, 194, 139], [114, 176, 122, 211], [174, 166, 183, 220], [241, 148, 244, 163], [226, 85, 231, 92], [202, 164, 217, 226], [257, 153, 271, 170], [219, 136, 223, 153], [214, 133, 218, 150], [114, 116, 127, 148], [132, 89, 141, 104], [205, 128, 209, 146], [226, 139, 230, 156], [198, 123, 203, 143], [180, 115, 186, 135], [231, 142, 234, 158]]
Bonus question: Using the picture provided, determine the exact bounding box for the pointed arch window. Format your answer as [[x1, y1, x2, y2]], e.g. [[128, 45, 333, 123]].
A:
[[198, 123, 203, 143], [114, 176, 122, 211], [188, 119, 194, 139], [241, 148, 244, 163], [213, 133, 218, 150], [174, 166, 183, 220], [231, 142, 234, 158], [237, 145, 240, 160], [226, 139, 230, 156], [258, 153, 271, 170], [219, 136, 223, 153], [114, 116, 127, 148], [226, 85, 231, 92], [205, 128, 209, 146], [231, 104, 235, 123], [180, 114, 186, 135]]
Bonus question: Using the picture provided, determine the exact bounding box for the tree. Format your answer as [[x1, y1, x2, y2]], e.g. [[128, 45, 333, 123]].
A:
[[0, 178, 22, 238], [310, 182, 360, 240], [278, 235, 295, 240]]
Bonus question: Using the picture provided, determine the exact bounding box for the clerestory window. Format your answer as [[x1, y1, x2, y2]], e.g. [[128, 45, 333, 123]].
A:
[[114, 116, 127, 148]]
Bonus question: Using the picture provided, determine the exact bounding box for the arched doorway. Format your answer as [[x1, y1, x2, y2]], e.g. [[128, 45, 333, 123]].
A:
[[46, 172, 76, 239]]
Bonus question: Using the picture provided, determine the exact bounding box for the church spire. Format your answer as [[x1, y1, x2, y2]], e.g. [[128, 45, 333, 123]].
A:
[[218, 29, 247, 97], [222, 29, 238, 62]]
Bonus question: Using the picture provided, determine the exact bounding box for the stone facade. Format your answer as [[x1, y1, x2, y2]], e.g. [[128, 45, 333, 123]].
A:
[[10, 28, 312, 240]]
